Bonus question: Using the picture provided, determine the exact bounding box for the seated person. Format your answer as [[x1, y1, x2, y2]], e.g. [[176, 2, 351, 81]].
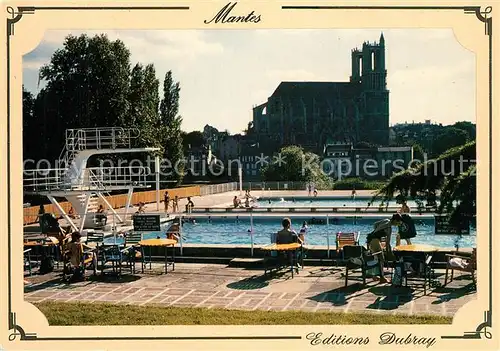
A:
[[276, 218, 302, 268], [136, 202, 146, 214], [95, 204, 107, 224], [233, 196, 241, 208], [68, 206, 76, 219], [166, 220, 180, 240], [185, 197, 195, 213], [396, 213, 417, 246], [64, 231, 97, 281], [276, 218, 300, 244], [244, 197, 250, 208]]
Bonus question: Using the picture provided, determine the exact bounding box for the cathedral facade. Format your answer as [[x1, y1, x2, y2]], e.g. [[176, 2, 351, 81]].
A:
[[251, 34, 390, 154]]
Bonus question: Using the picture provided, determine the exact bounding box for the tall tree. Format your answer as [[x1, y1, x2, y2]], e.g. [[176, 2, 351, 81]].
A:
[[22, 86, 36, 160], [159, 70, 184, 183], [127, 63, 160, 148], [182, 131, 205, 150], [36, 34, 132, 161]]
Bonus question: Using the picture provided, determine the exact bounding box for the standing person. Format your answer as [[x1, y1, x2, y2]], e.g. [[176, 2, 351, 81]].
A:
[[164, 191, 170, 213], [299, 221, 308, 243], [366, 213, 404, 283], [399, 201, 411, 214], [35, 204, 45, 223], [185, 197, 194, 213], [396, 213, 417, 246], [172, 196, 179, 213], [307, 183, 312, 196], [351, 187, 357, 200]]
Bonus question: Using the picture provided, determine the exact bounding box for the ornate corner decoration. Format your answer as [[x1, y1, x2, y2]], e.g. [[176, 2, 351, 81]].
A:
[[6, 6, 35, 36], [8, 313, 37, 341], [464, 6, 493, 35]]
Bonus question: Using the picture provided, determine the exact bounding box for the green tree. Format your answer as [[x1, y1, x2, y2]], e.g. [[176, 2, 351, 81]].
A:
[[373, 141, 476, 225], [159, 70, 184, 184], [127, 63, 160, 148], [36, 34, 132, 161], [431, 127, 468, 157], [182, 131, 205, 150], [261, 145, 333, 189], [22, 86, 36, 160], [452, 121, 476, 141], [412, 143, 426, 162]]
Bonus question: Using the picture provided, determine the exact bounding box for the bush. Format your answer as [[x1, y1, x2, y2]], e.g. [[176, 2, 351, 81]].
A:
[[332, 178, 386, 190]]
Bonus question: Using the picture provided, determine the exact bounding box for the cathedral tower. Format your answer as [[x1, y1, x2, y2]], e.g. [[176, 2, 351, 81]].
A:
[[350, 33, 389, 145]]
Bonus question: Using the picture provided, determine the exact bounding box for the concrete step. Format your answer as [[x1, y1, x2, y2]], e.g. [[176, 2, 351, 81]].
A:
[[228, 257, 265, 268]]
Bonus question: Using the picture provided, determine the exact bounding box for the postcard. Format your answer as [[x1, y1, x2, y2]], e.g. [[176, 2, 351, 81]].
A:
[[1, 1, 497, 350]]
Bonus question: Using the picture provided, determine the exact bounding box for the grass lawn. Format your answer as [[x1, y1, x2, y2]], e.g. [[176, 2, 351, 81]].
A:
[[35, 301, 452, 325]]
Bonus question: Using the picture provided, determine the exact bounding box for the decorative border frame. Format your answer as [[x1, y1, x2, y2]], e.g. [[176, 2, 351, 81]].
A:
[[4, 3, 493, 342]]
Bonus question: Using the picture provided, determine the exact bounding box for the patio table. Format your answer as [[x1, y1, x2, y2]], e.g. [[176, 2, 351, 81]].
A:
[[393, 244, 439, 293], [139, 238, 177, 274], [261, 243, 303, 278]]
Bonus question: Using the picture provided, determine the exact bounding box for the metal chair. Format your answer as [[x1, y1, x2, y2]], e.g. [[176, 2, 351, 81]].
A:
[[23, 249, 32, 276], [123, 232, 144, 274], [343, 245, 379, 287], [444, 248, 476, 288]]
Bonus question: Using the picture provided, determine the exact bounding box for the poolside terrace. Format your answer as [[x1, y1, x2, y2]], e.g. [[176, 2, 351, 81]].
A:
[[25, 262, 475, 318]]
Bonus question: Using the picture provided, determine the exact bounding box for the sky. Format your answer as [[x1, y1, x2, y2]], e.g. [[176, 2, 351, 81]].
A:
[[23, 29, 475, 134]]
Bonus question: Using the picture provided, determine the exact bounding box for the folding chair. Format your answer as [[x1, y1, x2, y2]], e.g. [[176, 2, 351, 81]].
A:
[[335, 232, 360, 266]]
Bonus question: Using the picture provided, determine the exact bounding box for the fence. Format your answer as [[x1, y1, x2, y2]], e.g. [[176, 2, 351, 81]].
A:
[[23, 186, 201, 225], [199, 182, 238, 196], [243, 181, 309, 191]]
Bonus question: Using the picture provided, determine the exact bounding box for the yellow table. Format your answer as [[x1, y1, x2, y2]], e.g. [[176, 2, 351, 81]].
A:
[[261, 243, 302, 251], [139, 239, 177, 274], [394, 244, 439, 253], [261, 243, 303, 278]]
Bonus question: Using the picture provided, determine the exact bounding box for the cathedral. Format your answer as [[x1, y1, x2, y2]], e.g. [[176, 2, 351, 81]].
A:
[[251, 34, 390, 154]]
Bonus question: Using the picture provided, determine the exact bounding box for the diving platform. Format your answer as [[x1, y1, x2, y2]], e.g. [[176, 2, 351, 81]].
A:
[[23, 127, 160, 232]]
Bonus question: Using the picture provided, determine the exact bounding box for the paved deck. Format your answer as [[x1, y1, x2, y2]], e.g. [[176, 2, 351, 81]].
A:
[[25, 263, 475, 317]]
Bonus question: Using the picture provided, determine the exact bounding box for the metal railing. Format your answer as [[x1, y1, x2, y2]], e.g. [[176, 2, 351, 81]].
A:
[[58, 127, 141, 170], [24, 165, 150, 192], [243, 181, 310, 191], [23, 168, 68, 192], [86, 166, 150, 189], [199, 182, 238, 196]]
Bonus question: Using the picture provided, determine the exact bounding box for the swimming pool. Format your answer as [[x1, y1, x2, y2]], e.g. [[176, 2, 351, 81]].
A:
[[255, 196, 439, 208], [104, 216, 476, 248]]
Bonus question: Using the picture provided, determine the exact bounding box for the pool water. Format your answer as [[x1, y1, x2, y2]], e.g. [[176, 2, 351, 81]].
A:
[[104, 216, 476, 248], [255, 196, 438, 208]]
